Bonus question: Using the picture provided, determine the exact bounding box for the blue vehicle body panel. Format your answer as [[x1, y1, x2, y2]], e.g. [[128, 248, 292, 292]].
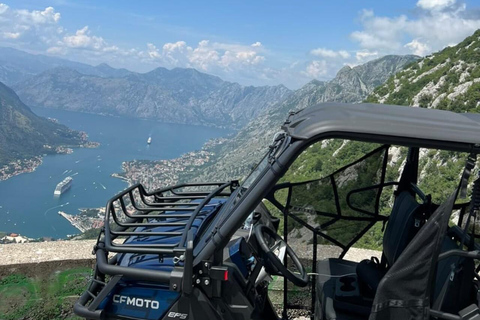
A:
[[95, 199, 225, 319]]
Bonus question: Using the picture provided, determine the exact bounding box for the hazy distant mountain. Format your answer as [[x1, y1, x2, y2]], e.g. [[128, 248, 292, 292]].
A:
[[184, 54, 419, 181], [14, 67, 292, 129], [0, 81, 85, 166], [0, 47, 131, 85]]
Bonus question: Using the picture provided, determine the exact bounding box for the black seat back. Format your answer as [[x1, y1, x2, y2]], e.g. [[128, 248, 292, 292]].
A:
[[382, 190, 424, 266], [356, 188, 429, 295]]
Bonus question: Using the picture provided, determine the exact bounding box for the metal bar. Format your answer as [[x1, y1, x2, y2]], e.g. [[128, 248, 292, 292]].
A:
[[438, 249, 480, 260], [331, 175, 342, 217], [112, 242, 178, 248], [429, 309, 461, 320], [117, 221, 187, 227], [88, 275, 122, 310], [74, 282, 103, 319], [151, 182, 228, 195], [86, 290, 96, 299], [109, 221, 188, 228], [110, 231, 183, 236], [178, 182, 232, 248], [95, 246, 172, 282], [91, 278, 106, 285], [144, 195, 206, 201], [311, 227, 318, 316], [283, 186, 292, 320], [170, 192, 231, 197], [104, 242, 177, 254], [286, 213, 346, 249], [183, 230, 194, 295]]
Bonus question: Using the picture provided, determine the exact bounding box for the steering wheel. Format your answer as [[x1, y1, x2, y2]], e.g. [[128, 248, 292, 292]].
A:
[[254, 224, 308, 287]]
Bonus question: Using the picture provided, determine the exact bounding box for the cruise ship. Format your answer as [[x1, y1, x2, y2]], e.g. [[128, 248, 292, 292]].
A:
[[54, 176, 73, 195]]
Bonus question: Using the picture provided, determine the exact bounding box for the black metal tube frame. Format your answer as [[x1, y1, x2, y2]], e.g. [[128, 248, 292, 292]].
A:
[[102, 181, 231, 255]]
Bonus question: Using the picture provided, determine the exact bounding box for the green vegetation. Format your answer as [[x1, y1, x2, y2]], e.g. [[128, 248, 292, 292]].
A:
[[367, 29, 480, 110], [0, 267, 91, 320], [0, 81, 85, 166], [77, 227, 102, 240], [268, 137, 470, 252]]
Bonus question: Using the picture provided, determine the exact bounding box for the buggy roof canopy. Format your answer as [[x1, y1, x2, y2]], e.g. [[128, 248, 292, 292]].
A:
[[282, 103, 480, 152]]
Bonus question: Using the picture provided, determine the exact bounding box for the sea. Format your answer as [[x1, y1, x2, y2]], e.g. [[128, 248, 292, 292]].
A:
[[0, 107, 229, 239]]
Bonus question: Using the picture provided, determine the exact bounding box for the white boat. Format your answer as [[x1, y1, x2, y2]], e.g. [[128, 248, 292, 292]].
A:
[[147, 136, 152, 144], [54, 176, 73, 195]]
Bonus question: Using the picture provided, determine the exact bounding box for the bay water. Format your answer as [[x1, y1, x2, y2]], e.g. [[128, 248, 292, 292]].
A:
[[0, 107, 228, 238]]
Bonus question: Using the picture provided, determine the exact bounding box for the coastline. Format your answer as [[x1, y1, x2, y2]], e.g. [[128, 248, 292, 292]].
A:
[[0, 157, 43, 181], [0, 141, 99, 182], [56, 137, 229, 236], [111, 137, 227, 192], [3, 136, 226, 239]]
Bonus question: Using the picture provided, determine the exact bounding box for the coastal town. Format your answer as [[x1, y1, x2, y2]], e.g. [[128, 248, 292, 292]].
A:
[[0, 157, 43, 181], [115, 137, 228, 191]]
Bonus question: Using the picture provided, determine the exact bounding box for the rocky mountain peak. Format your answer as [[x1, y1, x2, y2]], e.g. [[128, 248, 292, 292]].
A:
[[366, 29, 480, 110], [186, 54, 418, 182]]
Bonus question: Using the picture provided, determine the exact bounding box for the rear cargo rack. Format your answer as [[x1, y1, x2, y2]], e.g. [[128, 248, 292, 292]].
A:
[[103, 181, 234, 255], [74, 181, 235, 318]]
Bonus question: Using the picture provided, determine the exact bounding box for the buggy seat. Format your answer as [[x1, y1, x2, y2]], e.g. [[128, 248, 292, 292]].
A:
[[314, 187, 476, 320], [315, 188, 426, 320]]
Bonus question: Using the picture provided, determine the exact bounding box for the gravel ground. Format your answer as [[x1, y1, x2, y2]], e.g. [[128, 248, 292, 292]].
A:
[[0, 240, 97, 265], [0, 240, 380, 266]]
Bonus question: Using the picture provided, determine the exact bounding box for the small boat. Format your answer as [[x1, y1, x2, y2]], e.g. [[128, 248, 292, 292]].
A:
[[147, 136, 152, 144]]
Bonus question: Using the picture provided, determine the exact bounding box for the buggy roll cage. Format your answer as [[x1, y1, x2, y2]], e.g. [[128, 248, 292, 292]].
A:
[[74, 181, 234, 318], [75, 103, 480, 320]]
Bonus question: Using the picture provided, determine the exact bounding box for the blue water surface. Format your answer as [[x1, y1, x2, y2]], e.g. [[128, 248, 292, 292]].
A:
[[0, 107, 229, 238]]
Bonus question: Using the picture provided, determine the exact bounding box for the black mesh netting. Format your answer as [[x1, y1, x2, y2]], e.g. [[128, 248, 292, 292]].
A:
[[286, 145, 389, 250], [273, 145, 390, 315]]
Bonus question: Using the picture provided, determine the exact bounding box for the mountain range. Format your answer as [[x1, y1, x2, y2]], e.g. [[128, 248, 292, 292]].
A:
[[182, 54, 419, 182], [0, 47, 133, 86], [197, 29, 480, 204], [0, 80, 86, 166], [13, 65, 291, 129], [0, 46, 417, 176]]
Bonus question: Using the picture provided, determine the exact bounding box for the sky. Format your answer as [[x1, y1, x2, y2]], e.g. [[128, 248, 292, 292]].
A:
[[1, 0, 480, 89]]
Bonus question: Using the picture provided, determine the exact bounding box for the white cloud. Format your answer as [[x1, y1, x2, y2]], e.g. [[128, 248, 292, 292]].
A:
[[351, 3, 480, 57], [143, 39, 266, 72], [3, 32, 20, 39], [417, 0, 456, 11], [404, 39, 430, 56], [63, 26, 112, 51], [355, 50, 379, 61], [311, 48, 350, 59], [0, 3, 62, 44], [302, 60, 328, 78]]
